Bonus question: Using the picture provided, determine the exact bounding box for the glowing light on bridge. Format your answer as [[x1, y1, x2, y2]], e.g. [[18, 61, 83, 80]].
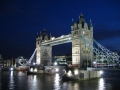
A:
[[61, 35, 64, 38], [69, 37, 71, 40], [51, 36, 55, 40]]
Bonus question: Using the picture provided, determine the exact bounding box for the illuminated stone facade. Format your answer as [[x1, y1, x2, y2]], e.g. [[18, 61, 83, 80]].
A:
[[36, 29, 52, 65], [71, 14, 93, 67]]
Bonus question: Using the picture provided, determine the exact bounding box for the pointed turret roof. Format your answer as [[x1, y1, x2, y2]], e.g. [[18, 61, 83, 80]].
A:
[[78, 13, 86, 24], [72, 18, 74, 25], [90, 19, 92, 27], [36, 32, 39, 38], [39, 29, 49, 40], [41, 29, 47, 36]]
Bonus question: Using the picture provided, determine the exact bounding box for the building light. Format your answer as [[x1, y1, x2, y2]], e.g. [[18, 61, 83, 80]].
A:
[[100, 70, 103, 75], [10, 67, 14, 71], [67, 70, 72, 77], [54, 62, 57, 66], [30, 68, 33, 72], [93, 61, 96, 64], [56, 68, 59, 72], [83, 31, 85, 34], [34, 68, 37, 72], [61, 35, 64, 38], [74, 69, 78, 75], [51, 36, 55, 40], [33, 63, 36, 65]]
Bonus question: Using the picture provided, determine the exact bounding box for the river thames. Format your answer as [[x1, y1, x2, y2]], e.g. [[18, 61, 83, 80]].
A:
[[0, 71, 120, 90]]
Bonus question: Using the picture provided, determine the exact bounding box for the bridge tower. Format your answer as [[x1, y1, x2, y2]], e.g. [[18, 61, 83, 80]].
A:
[[71, 14, 93, 67], [36, 29, 52, 65]]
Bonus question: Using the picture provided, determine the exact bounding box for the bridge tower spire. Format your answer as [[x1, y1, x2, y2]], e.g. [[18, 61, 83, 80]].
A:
[[71, 13, 93, 68]]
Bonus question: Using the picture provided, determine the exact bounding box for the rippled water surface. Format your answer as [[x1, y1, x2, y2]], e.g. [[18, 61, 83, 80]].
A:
[[0, 71, 120, 90]]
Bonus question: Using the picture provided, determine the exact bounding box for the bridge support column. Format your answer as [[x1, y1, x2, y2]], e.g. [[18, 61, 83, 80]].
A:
[[40, 46, 52, 66]]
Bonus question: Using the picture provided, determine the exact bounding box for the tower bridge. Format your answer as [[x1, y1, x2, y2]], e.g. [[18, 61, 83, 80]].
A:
[[28, 13, 120, 70]]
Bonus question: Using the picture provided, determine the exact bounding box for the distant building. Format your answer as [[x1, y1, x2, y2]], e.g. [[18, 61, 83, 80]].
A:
[[54, 55, 72, 66], [15, 56, 28, 67], [0, 54, 2, 60]]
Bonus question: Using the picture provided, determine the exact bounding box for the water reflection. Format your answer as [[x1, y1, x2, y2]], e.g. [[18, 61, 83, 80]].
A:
[[9, 71, 15, 90], [0, 71, 120, 90], [0, 74, 1, 90], [98, 78, 105, 90], [73, 83, 79, 90], [54, 73, 61, 90], [62, 82, 80, 90], [27, 75, 38, 90], [18, 71, 26, 76]]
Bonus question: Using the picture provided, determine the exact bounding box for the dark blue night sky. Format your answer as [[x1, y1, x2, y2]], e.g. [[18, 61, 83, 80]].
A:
[[0, 0, 120, 59]]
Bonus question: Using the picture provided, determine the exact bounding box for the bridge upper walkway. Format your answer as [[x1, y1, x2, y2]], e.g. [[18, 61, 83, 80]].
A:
[[41, 34, 72, 46]]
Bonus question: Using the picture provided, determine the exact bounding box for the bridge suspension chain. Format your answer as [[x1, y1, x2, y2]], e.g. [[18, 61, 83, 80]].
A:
[[81, 36, 120, 67], [28, 48, 36, 64], [93, 39, 120, 65], [93, 39, 120, 59]]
